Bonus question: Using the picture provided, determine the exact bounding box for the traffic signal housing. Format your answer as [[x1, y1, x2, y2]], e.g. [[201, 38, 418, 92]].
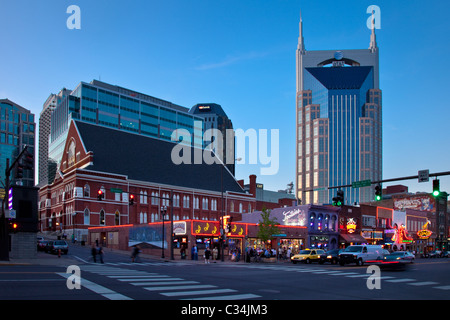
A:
[[15, 163, 24, 179], [332, 190, 344, 206], [375, 185, 382, 201], [432, 179, 440, 197], [129, 194, 134, 205], [23, 151, 34, 170], [97, 189, 104, 200]]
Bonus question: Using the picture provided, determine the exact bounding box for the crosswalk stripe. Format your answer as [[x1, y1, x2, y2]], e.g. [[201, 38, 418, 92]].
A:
[[184, 293, 262, 300], [328, 272, 359, 276], [407, 281, 439, 286], [144, 285, 217, 291], [132, 281, 200, 286], [57, 273, 133, 300], [385, 278, 416, 283], [161, 288, 237, 297], [345, 274, 370, 278], [118, 276, 172, 282], [126, 278, 185, 283], [107, 274, 159, 278], [433, 285, 450, 290]]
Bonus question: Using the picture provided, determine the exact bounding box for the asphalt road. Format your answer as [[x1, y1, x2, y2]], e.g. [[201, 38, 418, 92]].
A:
[[1, 243, 449, 315]]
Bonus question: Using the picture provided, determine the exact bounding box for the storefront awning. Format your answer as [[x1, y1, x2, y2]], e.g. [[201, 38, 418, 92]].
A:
[[340, 233, 367, 243]]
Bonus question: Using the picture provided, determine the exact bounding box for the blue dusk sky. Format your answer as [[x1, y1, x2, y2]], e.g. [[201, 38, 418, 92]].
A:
[[0, 0, 449, 196]]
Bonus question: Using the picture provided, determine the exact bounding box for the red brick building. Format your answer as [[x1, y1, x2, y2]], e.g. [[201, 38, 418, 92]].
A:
[[38, 120, 255, 249]]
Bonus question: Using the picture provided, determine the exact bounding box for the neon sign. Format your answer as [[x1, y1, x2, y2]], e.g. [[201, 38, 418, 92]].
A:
[[417, 220, 432, 239], [346, 218, 357, 233]]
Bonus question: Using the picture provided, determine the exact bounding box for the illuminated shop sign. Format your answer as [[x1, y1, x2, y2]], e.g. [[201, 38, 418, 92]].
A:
[[173, 221, 186, 235], [417, 220, 432, 239], [281, 208, 306, 226], [191, 221, 246, 237], [346, 218, 357, 233]]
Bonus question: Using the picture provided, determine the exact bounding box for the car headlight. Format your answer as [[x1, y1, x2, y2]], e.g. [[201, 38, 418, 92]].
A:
[[327, 255, 332, 259]]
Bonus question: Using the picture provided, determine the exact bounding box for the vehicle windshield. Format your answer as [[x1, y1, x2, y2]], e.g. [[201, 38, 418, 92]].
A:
[[54, 241, 67, 245], [390, 252, 405, 256], [343, 246, 362, 253], [298, 250, 310, 255]]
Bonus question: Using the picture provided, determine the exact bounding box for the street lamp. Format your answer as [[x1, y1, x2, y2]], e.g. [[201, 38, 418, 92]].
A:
[[220, 157, 242, 262], [160, 206, 167, 258]]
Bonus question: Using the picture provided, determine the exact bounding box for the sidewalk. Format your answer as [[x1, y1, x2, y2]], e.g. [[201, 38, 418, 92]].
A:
[[0, 251, 80, 267]]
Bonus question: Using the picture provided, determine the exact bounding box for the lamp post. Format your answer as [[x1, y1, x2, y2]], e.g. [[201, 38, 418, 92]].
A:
[[220, 157, 242, 262], [160, 206, 167, 258]]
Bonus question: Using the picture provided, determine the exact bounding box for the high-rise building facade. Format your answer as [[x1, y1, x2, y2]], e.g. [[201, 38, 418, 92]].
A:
[[42, 80, 205, 185], [0, 99, 35, 188], [38, 88, 71, 186], [295, 15, 382, 205], [190, 103, 235, 175]]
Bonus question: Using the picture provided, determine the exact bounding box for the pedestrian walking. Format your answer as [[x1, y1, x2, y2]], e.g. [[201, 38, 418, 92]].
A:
[[97, 246, 104, 264], [204, 247, 211, 264], [191, 244, 198, 260], [91, 244, 97, 263], [131, 245, 141, 263]]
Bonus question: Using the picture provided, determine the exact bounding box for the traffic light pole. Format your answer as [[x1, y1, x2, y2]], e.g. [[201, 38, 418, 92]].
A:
[[305, 170, 450, 192], [0, 146, 30, 261]]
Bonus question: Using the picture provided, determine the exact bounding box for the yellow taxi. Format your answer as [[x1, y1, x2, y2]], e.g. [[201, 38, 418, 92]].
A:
[[291, 249, 325, 264]]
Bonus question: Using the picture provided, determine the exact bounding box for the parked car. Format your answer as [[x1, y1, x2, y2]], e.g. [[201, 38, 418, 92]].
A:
[[428, 251, 441, 258], [319, 249, 342, 264], [45, 240, 69, 255], [291, 249, 325, 264], [37, 240, 50, 251], [441, 251, 450, 258]]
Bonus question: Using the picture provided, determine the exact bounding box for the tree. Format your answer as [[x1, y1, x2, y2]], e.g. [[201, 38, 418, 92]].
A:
[[256, 207, 280, 243]]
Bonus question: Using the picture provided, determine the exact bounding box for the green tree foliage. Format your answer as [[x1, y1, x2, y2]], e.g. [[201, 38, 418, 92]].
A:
[[257, 207, 280, 243]]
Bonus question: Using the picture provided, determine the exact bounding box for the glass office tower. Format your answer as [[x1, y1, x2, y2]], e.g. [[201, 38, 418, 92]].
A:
[[296, 14, 382, 205], [0, 99, 35, 188], [45, 80, 204, 185]]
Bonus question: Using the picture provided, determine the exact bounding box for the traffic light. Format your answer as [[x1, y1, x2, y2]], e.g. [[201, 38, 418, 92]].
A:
[[9, 220, 18, 233], [97, 189, 104, 200], [332, 190, 344, 206], [15, 163, 24, 179], [129, 194, 134, 205], [432, 179, 440, 197], [375, 185, 382, 201], [23, 151, 34, 170]]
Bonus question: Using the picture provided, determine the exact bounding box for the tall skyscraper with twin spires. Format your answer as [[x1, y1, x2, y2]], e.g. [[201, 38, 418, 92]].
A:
[[295, 13, 382, 206]]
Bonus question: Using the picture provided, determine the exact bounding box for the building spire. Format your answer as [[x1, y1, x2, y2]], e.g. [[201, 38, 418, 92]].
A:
[[298, 10, 305, 52], [369, 10, 378, 51]]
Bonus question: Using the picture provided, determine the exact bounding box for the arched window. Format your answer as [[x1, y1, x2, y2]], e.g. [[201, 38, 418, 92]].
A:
[[115, 210, 120, 225], [99, 209, 105, 226], [84, 208, 90, 225], [309, 212, 316, 229], [84, 184, 90, 198]]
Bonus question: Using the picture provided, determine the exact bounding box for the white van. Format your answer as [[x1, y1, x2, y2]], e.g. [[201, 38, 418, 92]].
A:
[[339, 245, 384, 266]]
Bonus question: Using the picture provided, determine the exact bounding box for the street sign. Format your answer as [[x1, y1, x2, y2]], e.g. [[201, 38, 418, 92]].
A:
[[352, 180, 371, 188], [5, 210, 16, 219], [418, 170, 429, 183]]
